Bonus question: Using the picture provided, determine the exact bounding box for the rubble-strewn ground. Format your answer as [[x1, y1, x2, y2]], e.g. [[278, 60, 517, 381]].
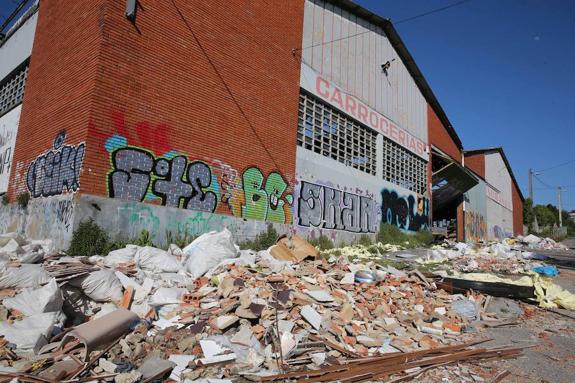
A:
[[1, 231, 574, 382]]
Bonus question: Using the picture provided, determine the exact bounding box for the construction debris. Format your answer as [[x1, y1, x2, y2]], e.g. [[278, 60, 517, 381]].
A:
[[0, 229, 569, 382]]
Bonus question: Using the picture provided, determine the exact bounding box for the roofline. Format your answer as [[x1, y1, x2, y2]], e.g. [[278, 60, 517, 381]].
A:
[[463, 147, 525, 202], [324, 0, 463, 150]]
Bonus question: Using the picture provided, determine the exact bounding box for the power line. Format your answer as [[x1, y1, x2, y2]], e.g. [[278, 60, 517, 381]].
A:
[[394, 0, 473, 25], [536, 159, 575, 173], [295, 0, 473, 52], [533, 174, 554, 189]]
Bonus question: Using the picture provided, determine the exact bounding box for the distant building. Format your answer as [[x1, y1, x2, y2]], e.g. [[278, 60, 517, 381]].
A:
[[569, 210, 575, 223]]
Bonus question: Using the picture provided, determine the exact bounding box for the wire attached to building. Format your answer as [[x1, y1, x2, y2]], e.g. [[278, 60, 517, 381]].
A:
[[170, 0, 283, 173]]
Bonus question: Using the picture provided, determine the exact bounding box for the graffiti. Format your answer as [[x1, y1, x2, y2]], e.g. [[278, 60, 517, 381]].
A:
[[297, 181, 378, 233], [105, 128, 293, 223], [0, 147, 11, 176], [381, 188, 429, 231], [465, 211, 486, 242], [26, 131, 85, 198], [109, 147, 217, 212]]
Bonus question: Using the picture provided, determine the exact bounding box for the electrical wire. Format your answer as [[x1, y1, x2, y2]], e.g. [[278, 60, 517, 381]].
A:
[[536, 159, 575, 173], [533, 174, 554, 190], [295, 0, 473, 52], [394, 0, 473, 25]]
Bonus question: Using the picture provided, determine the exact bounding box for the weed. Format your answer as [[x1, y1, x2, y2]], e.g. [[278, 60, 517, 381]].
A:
[[357, 234, 373, 247], [309, 234, 334, 250], [133, 229, 154, 247], [68, 219, 110, 257], [17, 192, 30, 209], [1, 194, 8, 206], [166, 230, 197, 249], [376, 223, 434, 248], [238, 224, 279, 251]]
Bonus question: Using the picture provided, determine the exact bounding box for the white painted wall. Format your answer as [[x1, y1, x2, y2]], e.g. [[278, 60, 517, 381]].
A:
[[301, 0, 427, 143], [294, 147, 430, 242], [0, 10, 37, 81], [485, 152, 513, 239], [0, 105, 21, 193]]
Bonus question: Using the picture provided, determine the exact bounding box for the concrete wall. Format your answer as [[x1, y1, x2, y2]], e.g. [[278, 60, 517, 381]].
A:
[[464, 179, 487, 242], [485, 152, 514, 239], [0, 7, 37, 81], [294, 147, 429, 243], [302, 0, 427, 143], [0, 106, 21, 193]]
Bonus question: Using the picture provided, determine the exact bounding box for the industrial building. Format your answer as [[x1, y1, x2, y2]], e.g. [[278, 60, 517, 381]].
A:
[[0, 0, 523, 249]]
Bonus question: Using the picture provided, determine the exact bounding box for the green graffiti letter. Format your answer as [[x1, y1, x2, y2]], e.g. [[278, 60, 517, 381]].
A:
[[241, 167, 268, 220]]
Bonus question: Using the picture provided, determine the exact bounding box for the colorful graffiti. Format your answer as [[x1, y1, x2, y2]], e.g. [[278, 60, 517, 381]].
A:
[[381, 188, 429, 231], [104, 125, 293, 224], [465, 211, 486, 242], [297, 181, 378, 233], [0, 106, 21, 193], [26, 131, 86, 198]]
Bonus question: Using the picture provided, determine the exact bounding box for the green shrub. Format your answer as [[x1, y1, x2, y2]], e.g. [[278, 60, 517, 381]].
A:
[[17, 192, 30, 209], [1, 194, 8, 206], [166, 230, 197, 249], [376, 223, 434, 248], [68, 219, 110, 257], [238, 224, 279, 251], [309, 234, 334, 250], [133, 229, 154, 247], [413, 229, 434, 247], [357, 234, 373, 246]]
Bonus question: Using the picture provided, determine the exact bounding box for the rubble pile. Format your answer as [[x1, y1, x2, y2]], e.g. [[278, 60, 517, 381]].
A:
[[0, 230, 535, 382]]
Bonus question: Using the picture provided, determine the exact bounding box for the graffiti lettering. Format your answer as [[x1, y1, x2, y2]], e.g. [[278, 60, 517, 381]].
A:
[[465, 211, 486, 242], [242, 168, 291, 223], [298, 181, 377, 233], [0, 147, 11, 176], [26, 131, 85, 198], [381, 189, 429, 231], [109, 148, 217, 212]]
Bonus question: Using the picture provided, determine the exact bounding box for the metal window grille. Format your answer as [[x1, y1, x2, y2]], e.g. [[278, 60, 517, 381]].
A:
[[0, 63, 29, 117], [297, 91, 377, 175], [382, 138, 427, 194]]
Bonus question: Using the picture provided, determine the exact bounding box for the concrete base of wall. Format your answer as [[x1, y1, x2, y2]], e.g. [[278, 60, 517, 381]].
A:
[[0, 193, 292, 250]]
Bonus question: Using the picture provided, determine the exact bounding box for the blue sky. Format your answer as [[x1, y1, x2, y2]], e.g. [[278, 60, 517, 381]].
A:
[[355, 0, 575, 211], [2, 1, 574, 210]]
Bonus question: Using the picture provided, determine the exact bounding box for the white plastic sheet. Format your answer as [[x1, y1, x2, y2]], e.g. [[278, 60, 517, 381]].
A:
[[0, 264, 52, 289], [0, 311, 65, 352], [149, 287, 187, 306], [3, 279, 63, 316], [183, 229, 239, 279], [69, 269, 123, 302], [135, 246, 181, 273]]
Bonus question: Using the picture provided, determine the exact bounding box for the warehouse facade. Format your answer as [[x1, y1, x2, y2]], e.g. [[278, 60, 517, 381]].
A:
[[0, 0, 523, 249]]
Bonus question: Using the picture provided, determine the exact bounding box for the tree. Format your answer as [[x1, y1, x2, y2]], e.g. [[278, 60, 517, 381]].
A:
[[523, 198, 534, 230]]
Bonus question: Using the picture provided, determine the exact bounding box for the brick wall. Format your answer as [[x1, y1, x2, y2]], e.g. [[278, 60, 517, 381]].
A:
[[8, 0, 105, 198], [9, 0, 305, 225], [512, 182, 524, 236], [464, 153, 485, 178], [428, 105, 461, 162], [83, 0, 304, 223]]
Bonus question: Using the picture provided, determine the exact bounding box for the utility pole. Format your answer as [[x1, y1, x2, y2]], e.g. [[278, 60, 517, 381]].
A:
[[528, 168, 533, 201], [557, 186, 563, 227]]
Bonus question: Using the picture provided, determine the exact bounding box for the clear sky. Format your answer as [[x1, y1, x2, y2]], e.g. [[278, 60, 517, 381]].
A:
[[354, 0, 575, 211], [2, 1, 574, 210]]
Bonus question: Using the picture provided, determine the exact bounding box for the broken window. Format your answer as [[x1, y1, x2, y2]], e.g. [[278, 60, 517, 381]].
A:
[[297, 91, 377, 175], [0, 61, 29, 117], [382, 138, 427, 194]]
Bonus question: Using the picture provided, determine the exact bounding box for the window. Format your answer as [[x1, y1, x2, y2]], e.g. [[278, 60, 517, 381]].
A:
[[382, 138, 427, 194], [0, 62, 29, 117], [297, 91, 377, 175]]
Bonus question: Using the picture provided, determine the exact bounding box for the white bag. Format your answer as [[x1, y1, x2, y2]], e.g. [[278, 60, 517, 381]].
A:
[[149, 287, 187, 306], [135, 247, 181, 273], [0, 264, 52, 289], [3, 279, 63, 316], [183, 229, 239, 279], [69, 269, 124, 302], [0, 311, 65, 352], [104, 245, 140, 268]]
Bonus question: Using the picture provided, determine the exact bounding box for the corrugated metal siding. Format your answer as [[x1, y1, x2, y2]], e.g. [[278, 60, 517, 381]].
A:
[[464, 180, 487, 241], [301, 0, 427, 143], [484, 153, 514, 239]]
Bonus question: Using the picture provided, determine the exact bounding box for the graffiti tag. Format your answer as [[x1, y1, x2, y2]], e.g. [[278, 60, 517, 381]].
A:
[[26, 131, 85, 198], [465, 211, 486, 242], [298, 181, 378, 233], [381, 188, 429, 231]]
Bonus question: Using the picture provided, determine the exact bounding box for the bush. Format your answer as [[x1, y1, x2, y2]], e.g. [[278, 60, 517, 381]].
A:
[[238, 224, 279, 251], [17, 192, 30, 209], [309, 234, 334, 250], [68, 219, 110, 257], [357, 234, 373, 247], [133, 229, 154, 247], [166, 231, 197, 249], [1, 194, 8, 206], [376, 223, 434, 248]]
